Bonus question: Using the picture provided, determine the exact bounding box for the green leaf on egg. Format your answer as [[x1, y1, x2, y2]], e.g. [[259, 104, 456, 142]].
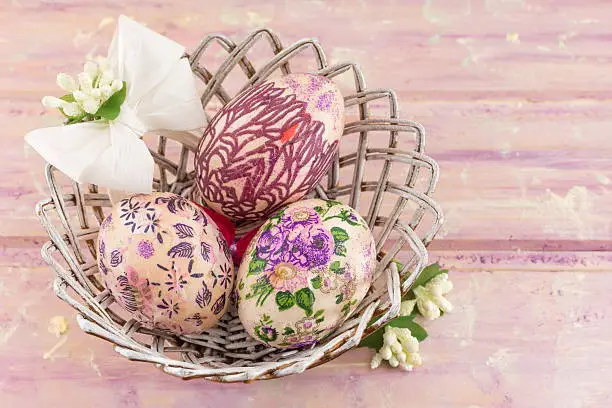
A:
[[295, 287, 315, 316], [331, 227, 349, 243], [313, 206, 325, 215], [283, 327, 295, 335], [330, 261, 342, 274], [248, 255, 267, 276], [311, 275, 322, 289], [275, 291, 295, 311], [95, 81, 127, 121], [313, 309, 325, 318], [334, 244, 347, 257]]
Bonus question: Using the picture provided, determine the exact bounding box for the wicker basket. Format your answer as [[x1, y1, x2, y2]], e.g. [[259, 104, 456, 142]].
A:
[[34, 29, 443, 382]]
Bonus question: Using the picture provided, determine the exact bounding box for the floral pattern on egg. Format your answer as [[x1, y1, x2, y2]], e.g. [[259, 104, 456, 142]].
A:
[[195, 73, 345, 222], [236, 199, 376, 348], [97, 192, 234, 335]]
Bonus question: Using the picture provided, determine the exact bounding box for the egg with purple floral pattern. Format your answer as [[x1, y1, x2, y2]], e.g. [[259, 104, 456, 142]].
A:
[[97, 192, 234, 335], [194, 73, 345, 222], [236, 198, 376, 349]]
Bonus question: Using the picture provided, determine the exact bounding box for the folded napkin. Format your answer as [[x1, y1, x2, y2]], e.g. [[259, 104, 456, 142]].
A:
[[26, 15, 205, 193]]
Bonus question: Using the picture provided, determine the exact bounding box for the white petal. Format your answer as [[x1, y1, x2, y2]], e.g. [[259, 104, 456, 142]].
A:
[[41, 96, 66, 109], [72, 90, 88, 102], [63, 102, 83, 117], [388, 356, 399, 368], [110, 79, 123, 92], [84, 61, 99, 77], [434, 296, 453, 313], [370, 353, 383, 369], [396, 351, 407, 363], [97, 71, 114, 88], [132, 58, 205, 131], [383, 329, 397, 345], [81, 98, 101, 114], [380, 345, 392, 360], [400, 299, 416, 316], [108, 16, 185, 101], [56, 73, 78, 92], [78, 72, 93, 92]]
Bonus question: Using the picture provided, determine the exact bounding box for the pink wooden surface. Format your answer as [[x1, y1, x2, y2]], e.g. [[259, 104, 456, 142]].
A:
[[2, 1, 611, 406]]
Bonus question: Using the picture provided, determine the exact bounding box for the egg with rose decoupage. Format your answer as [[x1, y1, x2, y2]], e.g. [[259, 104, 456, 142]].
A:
[[236, 198, 376, 349], [96, 192, 234, 335], [194, 73, 345, 222]]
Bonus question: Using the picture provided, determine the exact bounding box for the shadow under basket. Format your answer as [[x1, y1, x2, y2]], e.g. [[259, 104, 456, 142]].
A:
[[34, 29, 444, 382]]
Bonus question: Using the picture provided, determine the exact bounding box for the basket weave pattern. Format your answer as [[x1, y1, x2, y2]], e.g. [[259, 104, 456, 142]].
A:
[[35, 29, 443, 382]]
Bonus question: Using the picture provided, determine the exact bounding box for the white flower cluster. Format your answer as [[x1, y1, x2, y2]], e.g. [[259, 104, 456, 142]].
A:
[[370, 326, 422, 371], [412, 273, 453, 320], [42, 57, 122, 118], [370, 272, 454, 371]]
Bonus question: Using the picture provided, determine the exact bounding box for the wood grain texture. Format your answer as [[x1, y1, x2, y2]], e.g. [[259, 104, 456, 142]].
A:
[[1, 0, 611, 406]]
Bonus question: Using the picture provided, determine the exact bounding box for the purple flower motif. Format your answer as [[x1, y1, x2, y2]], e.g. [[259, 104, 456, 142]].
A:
[[101, 214, 113, 231], [280, 207, 320, 229], [292, 225, 334, 268], [119, 198, 140, 221], [255, 325, 278, 342], [137, 240, 154, 259], [157, 298, 180, 319], [212, 263, 233, 289], [98, 239, 106, 257], [256, 225, 289, 264]]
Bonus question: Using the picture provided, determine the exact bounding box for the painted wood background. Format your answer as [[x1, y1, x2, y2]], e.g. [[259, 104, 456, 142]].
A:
[[2, 0, 611, 406]]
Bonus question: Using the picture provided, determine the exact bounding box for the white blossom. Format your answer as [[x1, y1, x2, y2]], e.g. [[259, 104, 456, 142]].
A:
[[62, 102, 84, 117], [41, 96, 67, 109], [56, 73, 78, 92], [400, 299, 416, 316], [370, 326, 422, 371], [414, 273, 454, 320], [42, 56, 121, 120]]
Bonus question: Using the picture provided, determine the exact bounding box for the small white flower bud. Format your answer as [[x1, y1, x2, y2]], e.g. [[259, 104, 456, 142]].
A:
[[78, 72, 93, 92], [97, 71, 113, 88], [380, 345, 392, 360], [110, 79, 122, 93], [407, 352, 422, 366], [83, 61, 99, 77], [417, 297, 441, 320], [62, 102, 83, 117], [72, 90, 88, 102], [388, 355, 399, 367], [396, 351, 407, 363], [383, 329, 397, 345], [56, 73, 78, 92], [391, 341, 403, 354], [434, 296, 453, 313], [89, 88, 102, 98], [401, 335, 419, 353], [41, 96, 67, 109], [399, 363, 413, 372], [81, 97, 101, 114], [400, 299, 416, 316], [94, 56, 110, 72], [370, 353, 383, 369]]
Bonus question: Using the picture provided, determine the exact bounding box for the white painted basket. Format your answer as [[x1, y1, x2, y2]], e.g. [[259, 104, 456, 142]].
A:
[[34, 29, 443, 382]]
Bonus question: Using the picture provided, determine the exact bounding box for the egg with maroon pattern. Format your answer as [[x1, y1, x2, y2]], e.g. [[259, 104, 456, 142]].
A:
[[97, 192, 233, 335], [195, 73, 345, 222]]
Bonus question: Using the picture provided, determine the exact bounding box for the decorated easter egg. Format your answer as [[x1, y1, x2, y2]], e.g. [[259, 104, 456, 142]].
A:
[[97, 192, 234, 335], [195, 73, 345, 222], [236, 199, 376, 348]]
